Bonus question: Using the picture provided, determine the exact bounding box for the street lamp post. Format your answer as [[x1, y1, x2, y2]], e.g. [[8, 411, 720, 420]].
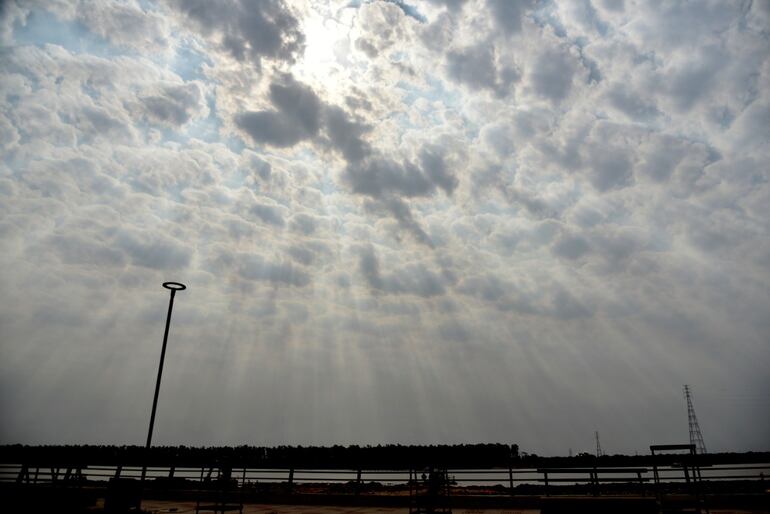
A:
[[142, 281, 186, 481]]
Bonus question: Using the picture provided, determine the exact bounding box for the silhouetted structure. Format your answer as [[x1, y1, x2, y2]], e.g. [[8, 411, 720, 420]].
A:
[[3, 447, 769, 512], [595, 431, 603, 458], [685, 385, 707, 454], [650, 444, 706, 513], [409, 467, 452, 514], [142, 281, 186, 484], [195, 462, 244, 514]]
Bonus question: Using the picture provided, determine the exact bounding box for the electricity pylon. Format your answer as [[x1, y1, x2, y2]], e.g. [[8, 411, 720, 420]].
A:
[[684, 385, 707, 454]]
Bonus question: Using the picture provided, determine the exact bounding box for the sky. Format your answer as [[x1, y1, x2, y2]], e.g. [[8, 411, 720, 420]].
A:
[[0, 0, 769, 456]]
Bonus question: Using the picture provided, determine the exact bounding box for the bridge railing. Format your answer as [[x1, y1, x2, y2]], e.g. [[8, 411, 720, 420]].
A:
[[1, 462, 767, 497]]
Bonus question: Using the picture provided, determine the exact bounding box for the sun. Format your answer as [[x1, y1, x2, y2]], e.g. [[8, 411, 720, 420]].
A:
[[294, 10, 353, 98]]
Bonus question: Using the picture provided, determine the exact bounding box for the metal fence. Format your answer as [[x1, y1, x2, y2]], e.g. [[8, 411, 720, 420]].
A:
[[2, 462, 768, 496]]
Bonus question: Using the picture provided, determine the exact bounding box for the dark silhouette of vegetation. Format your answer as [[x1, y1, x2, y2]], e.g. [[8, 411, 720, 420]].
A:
[[1, 443, 517, 469], [2, 444, 768, 470]]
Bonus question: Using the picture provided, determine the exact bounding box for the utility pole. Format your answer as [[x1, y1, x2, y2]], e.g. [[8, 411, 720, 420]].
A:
[[684, 384, 707, 454], [595, 431, 603, 457], [142, 281, 187, 482]]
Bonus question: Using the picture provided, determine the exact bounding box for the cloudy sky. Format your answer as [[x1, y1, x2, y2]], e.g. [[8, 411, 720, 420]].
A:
[[1, 0, 769, 455]]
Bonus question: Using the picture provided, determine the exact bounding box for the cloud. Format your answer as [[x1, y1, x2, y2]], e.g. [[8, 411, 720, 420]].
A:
[[236, 75, 372, 161], [114, 228, 192, 271], [249, 201, 286, 227], [358, 245, 445, 297], [323, 106, 371, 163], [425, 0, 469, 9], [1, 0, 769, 453], [141, 83, 206, 126], [233, 74, 459, 244], [486, 0, 536, 35], [665, 47, 725, 112], [345, 156, 433, 198], [343, 149, 458, 245], [288, 213, 318, 235], [419, 146, 458, 195], [530, 49, 577, 104], [206, 250, 311, 287], [169, 0, 304, 68], [446, 43, 518, 97], [235, 76, 323, 147], [552, 233, 590, 260]]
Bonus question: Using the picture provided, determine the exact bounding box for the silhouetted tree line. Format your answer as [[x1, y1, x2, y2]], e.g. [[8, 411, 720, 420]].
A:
[[2, 444, 516, 468], [1, 444, 767, 469]]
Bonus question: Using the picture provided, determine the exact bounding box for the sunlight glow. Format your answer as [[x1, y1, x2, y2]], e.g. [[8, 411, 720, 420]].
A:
[[297, 14, 348, 92]]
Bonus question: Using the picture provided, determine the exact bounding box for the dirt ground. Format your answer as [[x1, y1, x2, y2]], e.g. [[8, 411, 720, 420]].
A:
[[138, 503, 540, 514], [136, 501, 768, 514]]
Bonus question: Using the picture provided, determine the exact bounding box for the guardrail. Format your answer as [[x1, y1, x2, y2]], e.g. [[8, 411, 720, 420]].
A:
[[2, 462, 768, 496]]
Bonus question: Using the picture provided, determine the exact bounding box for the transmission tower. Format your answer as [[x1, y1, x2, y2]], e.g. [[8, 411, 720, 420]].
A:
[[684, 384, 707, 454], [595, 431, 603, 457]]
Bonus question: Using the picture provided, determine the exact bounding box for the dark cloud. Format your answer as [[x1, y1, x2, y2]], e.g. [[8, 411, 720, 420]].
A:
[[550, 288, 593, 320], [457, 273, 593, 320], [359, 244, 384, 290], [446, 43, 518, 97], [503, 187, 559, 219], [243, 152, 272, 181], [425, 0, 469, 8], [236, 110, 307, 147], [487, 0, 536, 35], [345, 157, 433, 198], [235, 75, 452, 244], [49, 233, 127, 267], [531, 49, 576, 103], [79, 106, 129, 136], [599, 0, 625, 12], [383, 196, 433, 247], [437, 320, 470, 342], [236, 253, 310, 287], [250, 202, 286, 227], [355, 38, 379, 58], [447, 44, 496, 90], [235, 76, 323, 147], [456, 274, 507, 303], [269, 77, 324, 136], [236, 75, 372, 162], [343, 145, 457, 208], [289, 213, 317, 235], [480, 123, 514, 157], [666, 48, 724, 112], [114, 229, 192, 270], [552, 233, 590, 260], [358, 245, 445, 297], [638, 135, 692, 182], [287, 244, 315, 266], [170, 0, 304, 68], [382, 0, 427, 23], [419, 147, 458, 195], [345, 151, 459, 245], [592, 231, 646, 272], [586, 145, 634, 191], [323, 106, 371, 163], [606, 84, 659, 121], [141, 83, 204, 125]]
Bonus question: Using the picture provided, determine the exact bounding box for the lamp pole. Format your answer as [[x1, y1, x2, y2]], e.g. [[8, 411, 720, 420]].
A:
[[142, 281, 186, 482]]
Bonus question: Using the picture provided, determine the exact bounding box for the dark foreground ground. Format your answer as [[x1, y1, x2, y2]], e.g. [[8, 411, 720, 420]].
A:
[[98, 499, 770, 514], [4, 488, 769, 514]]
